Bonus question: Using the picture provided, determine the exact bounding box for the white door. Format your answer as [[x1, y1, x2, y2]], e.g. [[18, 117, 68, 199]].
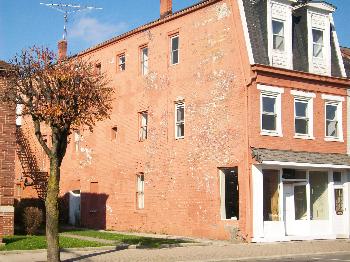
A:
[[333, 184, 348, 237], [284, 183, 309, 236]]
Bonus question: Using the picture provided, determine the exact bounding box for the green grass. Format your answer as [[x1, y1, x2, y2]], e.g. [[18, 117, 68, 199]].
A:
[[0, 235, 106, 251], [64, 230, 190, 248]]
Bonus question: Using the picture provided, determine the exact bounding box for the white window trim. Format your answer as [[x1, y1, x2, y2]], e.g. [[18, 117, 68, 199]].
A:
[[322, 96, 344, 142], [170, 34, 179, 65], [140, 46, 149, 76], [136, 174, 145, 209], [258, 85, 284, 137], [291, 90, 315, 139], [139, 111, 148, 141], [175, 101, 185, 139], [267, 0, 293, 70]]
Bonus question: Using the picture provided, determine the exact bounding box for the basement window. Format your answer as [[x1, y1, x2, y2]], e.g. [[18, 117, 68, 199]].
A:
[[136, 173, 144, 209], [219, 167, 239, 220]]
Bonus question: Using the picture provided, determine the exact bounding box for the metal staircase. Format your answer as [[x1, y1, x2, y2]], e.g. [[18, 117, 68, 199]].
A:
[[16, 126, 48, 200]]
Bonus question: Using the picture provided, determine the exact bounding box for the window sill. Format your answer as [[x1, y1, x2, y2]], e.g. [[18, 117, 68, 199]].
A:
[[324, 137, 344, 142], [175, 137, 184, 140], [294, 135, 315, 140], [221, 218, 239, 221], [260, 131, 283, 137]]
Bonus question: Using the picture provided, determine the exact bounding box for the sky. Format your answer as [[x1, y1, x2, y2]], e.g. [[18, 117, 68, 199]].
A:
[[0, 0, 349, 61]]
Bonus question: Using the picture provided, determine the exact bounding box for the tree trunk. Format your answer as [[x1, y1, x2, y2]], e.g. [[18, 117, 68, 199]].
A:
[[46, 157, 60, 262]]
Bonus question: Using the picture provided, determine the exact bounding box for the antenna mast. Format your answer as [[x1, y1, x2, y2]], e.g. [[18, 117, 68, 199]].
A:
[[40, 2, 102, 40]]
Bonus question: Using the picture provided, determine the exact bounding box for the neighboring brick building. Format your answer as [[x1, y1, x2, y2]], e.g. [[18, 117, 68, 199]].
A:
[[17, 0, 350, 242], [0, 61, 16, 241]]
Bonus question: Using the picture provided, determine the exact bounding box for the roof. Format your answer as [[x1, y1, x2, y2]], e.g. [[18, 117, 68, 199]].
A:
[[79, 0, 220, 56], [252, 148, 350, 166], [242, 0, 343, 77], [341, 47, 350, 77]]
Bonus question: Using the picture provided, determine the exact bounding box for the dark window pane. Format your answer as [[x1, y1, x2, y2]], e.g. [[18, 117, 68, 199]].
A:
[[177, 123, 184, 137], [333, 172, 341, 183], [326, 104, 337, 120], [295, 118, 308, 134], [272, 20, 284, 36], [177, 106, 184, 122], [262, 96, 276, 113], [262, 114, 276, 131], [295, 101, 307, 117], [172, 50, 179, 64], [224, 168, 239, 219], [172, 36, 179, 50], [313, 29, 323, 44]]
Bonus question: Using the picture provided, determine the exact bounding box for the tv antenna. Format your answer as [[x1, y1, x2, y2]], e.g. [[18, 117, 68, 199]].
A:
[[40, 2, 102, 40]]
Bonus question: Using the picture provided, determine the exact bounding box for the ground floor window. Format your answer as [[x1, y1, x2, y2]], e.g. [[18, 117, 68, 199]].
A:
[[219, 167, 239, 220], [294, 185, 307, 220], [263, 169, 280, 221], [309, 171, 329, 220], [335, 188, 344, 215]]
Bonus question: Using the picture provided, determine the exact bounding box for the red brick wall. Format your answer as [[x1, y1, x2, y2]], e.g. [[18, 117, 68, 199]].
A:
[[57, 0, 251, 240], [0, 76, 16, 240]]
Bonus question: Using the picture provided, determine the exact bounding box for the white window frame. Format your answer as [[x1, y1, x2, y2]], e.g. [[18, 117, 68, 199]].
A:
[[118, 53, 126, 72], [258, 85, 284, 137], [312, 29, 324, 59], [140, 46, 149, 76], [139, 111, 148, 141], [136, 173, 144, 209], [291, 90, 315, 139], [272, 19, 285, 52], [170, 34, 179, 65], [175, 101, 185, 139], [322, 94, 344, 142]]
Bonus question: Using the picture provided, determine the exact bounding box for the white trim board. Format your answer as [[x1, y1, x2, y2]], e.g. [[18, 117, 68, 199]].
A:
[[262, 160, 350, 169]]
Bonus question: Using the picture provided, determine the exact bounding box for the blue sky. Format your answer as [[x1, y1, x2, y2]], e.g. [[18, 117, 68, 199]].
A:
[[0, 0, 349, 61]]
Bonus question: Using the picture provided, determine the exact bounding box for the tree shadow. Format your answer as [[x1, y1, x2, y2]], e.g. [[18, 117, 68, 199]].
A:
[[62, 246, 127, 262]]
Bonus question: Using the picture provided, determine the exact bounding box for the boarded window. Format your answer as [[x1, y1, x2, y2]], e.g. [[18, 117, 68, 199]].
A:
[[140, 47, 148, 75], [294, 185, 307, 220], [139, 112, 148, 141], [136, 174, 144, 209], [263, 169, 280, 221], [171, 35, 179, 64], [175, 102, 184, 139], [219, 167, 239, 220]]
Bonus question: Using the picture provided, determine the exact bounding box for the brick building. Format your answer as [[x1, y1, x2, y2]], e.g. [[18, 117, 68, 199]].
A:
[[0, 61, 16, 242], [17, 0, 350, 242]]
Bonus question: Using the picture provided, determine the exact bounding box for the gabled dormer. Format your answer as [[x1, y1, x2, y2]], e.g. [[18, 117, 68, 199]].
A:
[[267, 0, 297, 70]]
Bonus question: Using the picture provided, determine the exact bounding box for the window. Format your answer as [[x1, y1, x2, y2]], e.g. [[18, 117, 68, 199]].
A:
[[294, 185, 307, 220], [74, 131, 81, 152], [325, 102, 339, 137], [333, 171, 342, 183], [175, 102, 184, 139], [322, 95, 344, 141], [139, 111, 148, 141], [219, 167, 239, 220], [140, 46, 148, 75], [295, 100, 309, 135], [111, 126, 118, 141], [272, 20, 284, 51], [171, 35, 179, 65], [335, 189, 344, 215], [312, 29, 323, 58], [136, 173, 144, 209], [259, 85, 283, 136], [95, 63, 101, 75], [263, 169, 280, 221], [310, 171, 328, 220], [118, 53, 126, 71]]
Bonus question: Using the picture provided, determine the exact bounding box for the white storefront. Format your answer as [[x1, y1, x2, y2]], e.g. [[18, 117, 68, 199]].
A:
[[252, 162, 350, 242]]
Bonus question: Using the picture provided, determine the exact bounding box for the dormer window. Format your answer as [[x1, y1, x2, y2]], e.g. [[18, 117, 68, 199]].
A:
[[268, 1, 293, 70], [272, 20, 285, 51], [312, 29, 324, 58]]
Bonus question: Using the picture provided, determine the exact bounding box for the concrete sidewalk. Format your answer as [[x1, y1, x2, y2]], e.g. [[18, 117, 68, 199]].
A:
[[0, 239, 349, 262]]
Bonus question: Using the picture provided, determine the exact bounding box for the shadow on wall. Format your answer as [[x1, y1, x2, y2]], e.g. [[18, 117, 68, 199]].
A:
[[80, 193, 109, 230]]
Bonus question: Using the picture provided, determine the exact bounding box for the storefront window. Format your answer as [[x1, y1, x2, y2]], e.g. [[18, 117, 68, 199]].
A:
[[294, 185, 307, 220], [310, 171, 329, 220], [263, 170, 280, 221]]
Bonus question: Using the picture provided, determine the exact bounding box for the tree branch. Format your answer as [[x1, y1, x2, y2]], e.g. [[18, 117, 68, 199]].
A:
[[33, 117, 52, 157]]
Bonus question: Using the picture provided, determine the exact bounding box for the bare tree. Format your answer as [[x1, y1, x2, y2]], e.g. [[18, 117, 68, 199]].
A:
[[0, 46, 114, 262]]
